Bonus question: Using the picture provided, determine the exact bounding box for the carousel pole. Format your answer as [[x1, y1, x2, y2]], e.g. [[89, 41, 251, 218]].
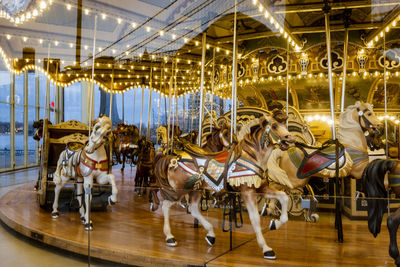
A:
[[340, 10, 350, 112], [197, 32, 207, 146], [324, 1, 343, 243], [210, 47, 216, 131], [44, 43, 51, 122], [190, 92, 195, 132], [383, 34, 390, 215], [147, 66, 153, 139], [167, 62, 174, 152], [183, 93, 186, 132], [171, 69, 177, 150], [139, 86, 144, 136], [286, 42, 289, 122], [53, 62, 59, 123], [133, 87, 136, 124], [157, 68, 163, 131], [86, 14, 98, 266], [231, 0, 238, 143], [109, 67, 114, 120], [384, 34, 389, 158], [88, 15, 98, 137]]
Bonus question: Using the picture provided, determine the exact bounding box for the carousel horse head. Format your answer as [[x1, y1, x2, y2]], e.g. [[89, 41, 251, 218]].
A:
[[156, 126, 168, 145], [86, 115, 112, 153], [263, 109, 294, 151], [33, 119, 45, 141], [341, 101, 383, 150], [218, 122, 237, 147]]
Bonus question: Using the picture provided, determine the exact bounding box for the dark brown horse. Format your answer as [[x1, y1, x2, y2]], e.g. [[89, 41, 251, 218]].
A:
[[135, 137, 155, 196], [153, 110, 294, 259], [117, 123, 139, 171]]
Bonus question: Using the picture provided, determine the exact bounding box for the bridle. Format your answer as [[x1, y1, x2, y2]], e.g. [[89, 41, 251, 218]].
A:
[[357, 107, 375, 133]]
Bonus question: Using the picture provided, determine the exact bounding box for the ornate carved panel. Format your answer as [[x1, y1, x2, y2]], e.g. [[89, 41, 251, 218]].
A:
[[320, 51, 343, 70]]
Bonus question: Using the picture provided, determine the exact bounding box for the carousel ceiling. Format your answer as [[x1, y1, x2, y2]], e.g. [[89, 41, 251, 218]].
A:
[[0, 0, 400, 107]]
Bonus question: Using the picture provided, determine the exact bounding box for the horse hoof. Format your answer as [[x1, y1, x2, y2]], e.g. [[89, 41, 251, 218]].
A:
[[80, 217, 86, 224], [264, 250, 276, 260], [51, 212, 59, 219], [166, 238, 177, 247], [205, 236, 215, 246], [269, 220, 276, 230], [108, 197, 116, 206], [85, 223, 93, 231]]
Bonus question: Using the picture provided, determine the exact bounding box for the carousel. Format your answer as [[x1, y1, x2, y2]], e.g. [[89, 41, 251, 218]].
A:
[[1, 0, 400, 266]]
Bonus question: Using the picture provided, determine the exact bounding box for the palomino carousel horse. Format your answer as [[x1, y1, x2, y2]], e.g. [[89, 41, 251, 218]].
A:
[[266, 102, 382, 218], [135, 136, 155, 196], [153, 110, 294, 259], [51, 115, 118, 230]]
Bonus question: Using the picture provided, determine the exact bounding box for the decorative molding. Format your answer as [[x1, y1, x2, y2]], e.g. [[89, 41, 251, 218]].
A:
[[320, 51, 343, 70], [50, 120, 89, 130], [268, 55, 287, 74], [378, 50, 400, 69]]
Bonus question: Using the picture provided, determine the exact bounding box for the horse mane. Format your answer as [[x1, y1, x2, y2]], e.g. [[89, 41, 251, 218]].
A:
[[362, 159, 396, 237], [239, 118, 267, 160]]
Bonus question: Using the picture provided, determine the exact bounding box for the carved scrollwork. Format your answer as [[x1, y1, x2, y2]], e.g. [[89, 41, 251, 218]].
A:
[[51, 133, 88, 144], [320, 51, 343, 70], [51, 120, 89, 130], [237, 62, 245, 78], [213, 68, 220, 84], [268, 55, 287, 74], [378, 50, 400, 69], [250, 59, 259, 80]]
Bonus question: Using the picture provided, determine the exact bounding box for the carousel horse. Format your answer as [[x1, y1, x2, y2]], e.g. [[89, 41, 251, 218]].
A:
[[265, 102, 382, 217], [135, 136, 155, 196], [153, 109, 294, 259], [156, 124, 184, 153], [118, 123, 140, 171], [51, 115, 118, 230]]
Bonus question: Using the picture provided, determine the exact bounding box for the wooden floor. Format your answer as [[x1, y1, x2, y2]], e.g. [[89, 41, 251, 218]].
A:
[[0, 168, 396, 266]]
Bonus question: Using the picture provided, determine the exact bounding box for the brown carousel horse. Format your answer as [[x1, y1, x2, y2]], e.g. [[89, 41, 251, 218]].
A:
[[153, 110, 294, 259], [117, 123, 140, 171], [135, 136, 156, 196]]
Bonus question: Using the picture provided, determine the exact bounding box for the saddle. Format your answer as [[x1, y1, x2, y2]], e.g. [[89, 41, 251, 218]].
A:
[[62, 142, 85, 177], [289, 140, 346, 179], [183, 142, 227, 158]]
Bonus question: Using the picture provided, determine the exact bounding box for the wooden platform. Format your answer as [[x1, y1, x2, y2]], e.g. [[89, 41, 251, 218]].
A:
[[0, 168, 396, 266]]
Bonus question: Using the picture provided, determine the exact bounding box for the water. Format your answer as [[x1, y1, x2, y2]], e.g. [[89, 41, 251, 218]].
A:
[[0, 134, 38, 169]]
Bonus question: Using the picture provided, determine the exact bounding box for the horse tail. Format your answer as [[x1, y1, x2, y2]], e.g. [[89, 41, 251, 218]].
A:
[[53, 151, 65, 184], [362, 159, 396, 237]]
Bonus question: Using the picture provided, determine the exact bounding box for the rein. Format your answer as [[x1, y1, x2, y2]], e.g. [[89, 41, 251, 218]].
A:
[[357, 107, 373, 133]]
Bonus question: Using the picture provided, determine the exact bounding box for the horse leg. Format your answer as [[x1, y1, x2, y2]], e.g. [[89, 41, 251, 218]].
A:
[[51, 176, 68, 219], [388, 208, 400, 266], [96, 172, 118, 205], [261, 186, 288, 230], [83, 177, 94, 230], [241, 190, 276, 259], [162, 199, 177, 246], [121, 153, 125, 171], [76, 178, 85, 224], [189, 191, 215, 246]]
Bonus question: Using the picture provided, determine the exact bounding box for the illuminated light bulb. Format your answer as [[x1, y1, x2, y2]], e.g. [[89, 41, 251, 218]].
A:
[[288, 36, 292, 42], [32, 9, 38, 16], [258, 4, 263, 12], [98, 47, 102, 52], [23, 36, 28, 42], [151, 55, 155, 60], [195, 41, 199, 46], [367, 41, 373, 47], [252, 0, 257, 5], [188, 60, 191, 64], [139, 53, 142, 57], [172, 34, 176, 39], [264, 10, 269, 18], [101, 13, 106, 20], [392, 20, 397, 27], [375, 36, 378, 42], [69, 43, 73, 48], [216, 47, 220, 52], [40, 1, 47, 9], [125, 51, 129, 55], [117, 18, 122, 24], [6, 34, 11, 40], [390, 116, 396, 121], [291, 40, 295, 46], [184, 38, 188, 43], [164, 56, 167, 61], [380, 31, 384, 37], [279, 27, 284, 34], [66, 4, 71, 10], [274, 22, 279, 29], [386, 26, 390, 32], [146, 26, 151, 32], [159, 30, 164, 36], [283, 32, 288, 39], [269, 17, 274, 24], [131, 22, 137, 28], [226, 50, 229, 55], [26, 12, 31, 19], [84, 9, 89, 15]]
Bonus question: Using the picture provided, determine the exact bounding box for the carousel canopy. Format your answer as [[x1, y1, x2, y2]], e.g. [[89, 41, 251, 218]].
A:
[[1, 0, 400, 111]]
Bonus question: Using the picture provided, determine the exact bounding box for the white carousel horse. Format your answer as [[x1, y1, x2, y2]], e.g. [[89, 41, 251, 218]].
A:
[[51, 115, 118, 230]]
